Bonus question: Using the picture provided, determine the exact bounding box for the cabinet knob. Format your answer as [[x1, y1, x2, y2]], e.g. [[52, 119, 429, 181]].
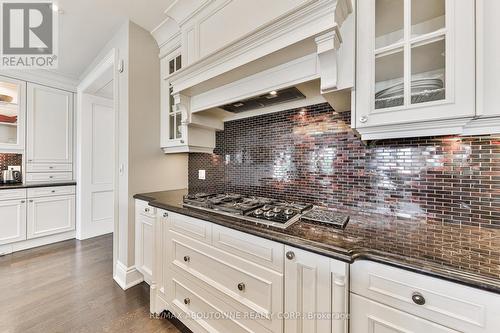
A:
[[183, 256, 190, 263], [412, 292, 426, 305], [49, 176, 54, 179], [29, 200, 33, 203], [144, 207, 150, 212], [359, 116, 368, 123], [184, 298, 190, 305], [286, 251, 295, 260], [237, 282, 245, 291], [163, 212, 168, 218], [21, 200, 25, 203], [180, 140, 185, 144], [51, 190, 55, 193], [49, 166, 53, 169]]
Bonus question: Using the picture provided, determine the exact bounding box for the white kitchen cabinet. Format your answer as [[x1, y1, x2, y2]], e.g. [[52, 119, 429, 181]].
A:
[[350, 294, 458, 333], [0, 198, 27, 245], [350, 261, 500, 333], [160, 53, 216, 154], [27, 193, 75, 239], [0, 76, 26, 152], [27, 83, 74, 165], [464, 0, 500, 135], [355, 0, 476, 140], [135, 200, 155, 284], [284, 245, 349, 333]]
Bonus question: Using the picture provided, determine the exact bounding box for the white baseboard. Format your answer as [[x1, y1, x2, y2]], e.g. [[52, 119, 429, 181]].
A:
[[0, 231, 76, 256], [114, 260, 144, 290], [77, 230, 113, 241]]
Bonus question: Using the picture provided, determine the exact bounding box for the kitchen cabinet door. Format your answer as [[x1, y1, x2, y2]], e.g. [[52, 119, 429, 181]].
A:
[[355, 0, 475, 139], [0, 76, 26, 152], [350, 294, 459, 333], [27, 83, 73, 164], [0, 199, 26, 245], [284, 245, 331, 333], [27, 195, 75, 239], [135, 200, 155, 284]]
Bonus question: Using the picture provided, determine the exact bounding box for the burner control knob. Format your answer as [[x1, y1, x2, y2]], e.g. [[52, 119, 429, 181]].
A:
[[286, 251, 295, 260]]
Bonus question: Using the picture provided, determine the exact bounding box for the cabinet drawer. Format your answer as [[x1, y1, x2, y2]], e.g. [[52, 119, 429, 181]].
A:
[[351, 294, 459, 333], [27, 194, 75, 239], [169, 211, 211, 244], [351, 261, 500, 333], [27, 186, 75, 198], [168, 231, 283, 331], [26, 163, 72, 173], [25, 172, 72, 183], [0, 189, 26, 201], [135, 199, 156, 218], [170, 277, 263, 333], [212, 224, 284, 273]]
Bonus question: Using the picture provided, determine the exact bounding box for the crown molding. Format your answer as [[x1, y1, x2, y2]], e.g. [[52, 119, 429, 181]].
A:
[[0, 69, 78, 92], [168, 0, 349, 94]]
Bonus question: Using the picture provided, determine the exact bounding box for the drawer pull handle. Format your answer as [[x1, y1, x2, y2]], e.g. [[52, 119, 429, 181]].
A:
[[21, 200, 25, 203], [359, 116, 368, 123], [184, 298, 190, 305], [183, 256, 190, 263], [29, 200, 33, 203], [49, 166, 53, 169], [163, 212, 168, 218], [49, 176, 54, 179], [412, 292, 426, 305], [145, 207, 150, 212], [286, 251, 295, 260], [237, 283, 245, 291], [51, 190, 56, 193]]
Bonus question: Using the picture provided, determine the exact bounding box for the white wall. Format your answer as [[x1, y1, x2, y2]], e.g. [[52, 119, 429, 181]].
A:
[[79, 20, 188, 286], [127, 21, 188, 264]]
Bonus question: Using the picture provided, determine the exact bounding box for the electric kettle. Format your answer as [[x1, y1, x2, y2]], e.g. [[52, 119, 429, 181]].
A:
[[1, 169, 22, 184]]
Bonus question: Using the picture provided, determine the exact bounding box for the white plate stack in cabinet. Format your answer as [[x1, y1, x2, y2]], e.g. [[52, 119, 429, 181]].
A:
[[26, 83, 74, 182]]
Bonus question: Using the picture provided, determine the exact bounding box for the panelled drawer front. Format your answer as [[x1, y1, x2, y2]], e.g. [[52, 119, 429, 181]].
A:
[[350, 261, 500, 333], [350, 294, 459, 333], [25, 172, 72, 183], [26, 163, 72, 173], [0, 189, 26, 201], [135, 199, 156, 218], [169, 211, 211, 244], [27, 186, 75, 198], [170, 276, 272, 333], [168, 231, 283, 331], [212, 224, 284, 273]]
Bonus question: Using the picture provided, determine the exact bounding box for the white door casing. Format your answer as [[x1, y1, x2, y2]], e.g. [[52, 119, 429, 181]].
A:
[[79, 94, 115, 239]]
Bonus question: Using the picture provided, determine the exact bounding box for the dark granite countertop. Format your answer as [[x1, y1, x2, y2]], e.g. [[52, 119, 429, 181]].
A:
[[134, 189, 500, 294], [0, 181, 76, 190]]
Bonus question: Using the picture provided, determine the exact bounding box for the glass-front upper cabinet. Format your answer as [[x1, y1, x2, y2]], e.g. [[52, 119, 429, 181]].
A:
[[0, 76, 25, 151], [355, 0, 475, 133], [161, 53, 183, 148]]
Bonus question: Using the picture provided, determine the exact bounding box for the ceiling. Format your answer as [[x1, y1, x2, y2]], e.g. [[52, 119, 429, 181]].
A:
[[53, 0, 175, 81]]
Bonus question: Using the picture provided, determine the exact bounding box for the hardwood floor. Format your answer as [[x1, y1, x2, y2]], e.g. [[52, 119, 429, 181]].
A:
[[0, 234, 182, 333]]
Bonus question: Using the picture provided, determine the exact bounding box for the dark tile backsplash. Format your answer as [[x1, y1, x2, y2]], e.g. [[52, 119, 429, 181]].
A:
[[189, 103, 500, 227], [0, 153, 22, 172]]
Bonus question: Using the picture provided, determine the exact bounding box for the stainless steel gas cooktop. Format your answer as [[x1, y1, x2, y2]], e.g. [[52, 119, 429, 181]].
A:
[[183, 193, 321, 229]]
